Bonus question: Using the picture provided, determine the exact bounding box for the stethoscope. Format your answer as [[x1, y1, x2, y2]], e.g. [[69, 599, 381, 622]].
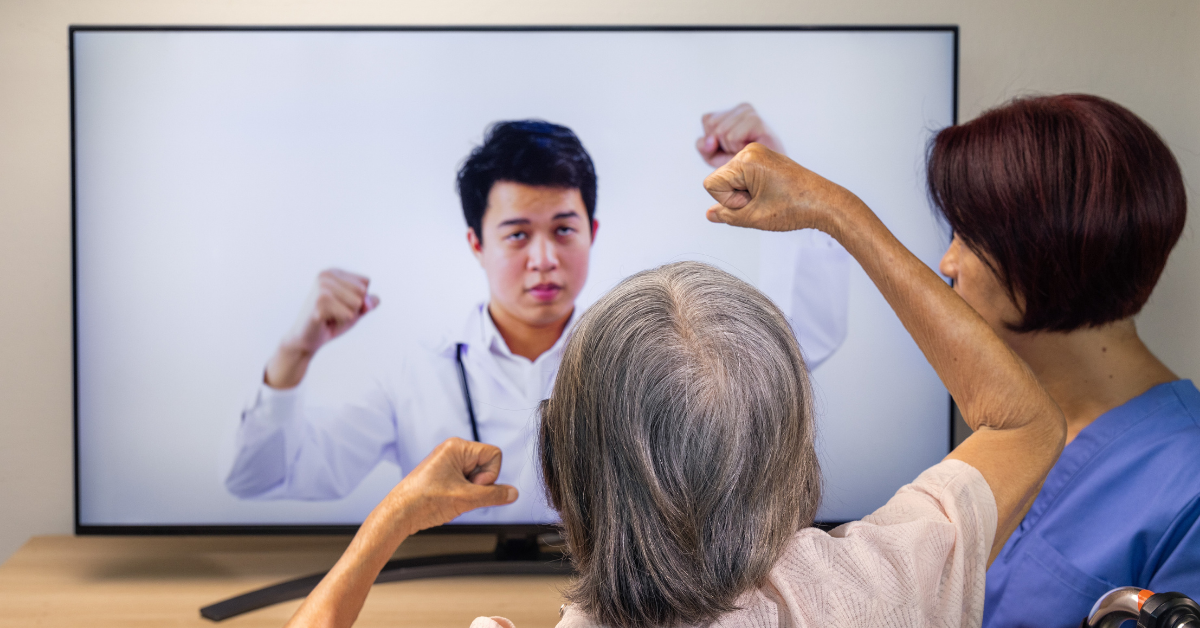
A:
[[454, 343, 481, 442]]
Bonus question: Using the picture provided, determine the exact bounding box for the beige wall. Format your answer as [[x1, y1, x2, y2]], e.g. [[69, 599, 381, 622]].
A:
[[1, 0, 1196, 562]]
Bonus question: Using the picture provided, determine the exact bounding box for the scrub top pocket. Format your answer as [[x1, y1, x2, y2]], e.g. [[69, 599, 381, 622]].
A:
[[986, 532, 1120, 628]]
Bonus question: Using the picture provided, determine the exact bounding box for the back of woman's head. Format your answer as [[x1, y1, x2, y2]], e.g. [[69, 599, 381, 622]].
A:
[[539, 261, 819, 628], [928, 93, 1187, 332]]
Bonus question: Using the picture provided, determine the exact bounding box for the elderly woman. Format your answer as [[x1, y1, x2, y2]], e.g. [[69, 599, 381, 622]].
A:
[[927, 95, 1200, 628], [283, 146, 1065, 628]]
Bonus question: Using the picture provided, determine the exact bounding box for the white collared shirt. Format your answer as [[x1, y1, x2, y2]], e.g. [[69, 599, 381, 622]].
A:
[[225, 303, 570, 524]]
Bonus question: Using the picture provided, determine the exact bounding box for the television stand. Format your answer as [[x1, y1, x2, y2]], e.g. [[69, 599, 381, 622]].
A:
[[199, 533, 572, 622]]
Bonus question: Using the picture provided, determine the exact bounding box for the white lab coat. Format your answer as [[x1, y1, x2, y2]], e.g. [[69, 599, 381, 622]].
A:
[[226, 239, 850, 523], [759, 229, 852, 369], [226, 303, 566, 523]]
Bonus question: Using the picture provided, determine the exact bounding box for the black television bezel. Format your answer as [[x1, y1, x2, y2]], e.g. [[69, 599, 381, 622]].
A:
[[70, 24, 960, 536]]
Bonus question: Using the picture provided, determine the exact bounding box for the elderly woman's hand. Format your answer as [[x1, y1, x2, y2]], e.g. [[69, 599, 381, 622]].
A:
[[703, 143, 866, 237], [375, 438, 518, 539], [283, 438, 518, 628]]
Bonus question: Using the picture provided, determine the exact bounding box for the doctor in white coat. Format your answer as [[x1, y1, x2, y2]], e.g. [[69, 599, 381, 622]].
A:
[[226, 112, 850, 524], [226, 120, 597, 523]]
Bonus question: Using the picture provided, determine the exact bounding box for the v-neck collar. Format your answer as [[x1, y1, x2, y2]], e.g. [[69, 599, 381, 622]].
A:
[[1023, 380, 1190, 527]]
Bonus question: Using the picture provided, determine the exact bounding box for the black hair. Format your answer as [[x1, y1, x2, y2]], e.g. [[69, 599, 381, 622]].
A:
[[456, 120, 597, 242]]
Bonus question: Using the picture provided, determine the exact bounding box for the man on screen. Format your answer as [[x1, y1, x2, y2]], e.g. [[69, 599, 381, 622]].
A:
[[225, 120, 597, 523]]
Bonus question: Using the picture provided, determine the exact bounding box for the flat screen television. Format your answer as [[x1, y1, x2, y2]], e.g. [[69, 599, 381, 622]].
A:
[[72, 26, 958, 535]]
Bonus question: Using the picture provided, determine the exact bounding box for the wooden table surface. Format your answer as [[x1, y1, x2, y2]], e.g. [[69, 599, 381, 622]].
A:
[[0, 535, 570, 628]]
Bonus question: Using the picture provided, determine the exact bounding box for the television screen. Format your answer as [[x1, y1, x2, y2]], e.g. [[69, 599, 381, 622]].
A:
[[72, 27, 957, 530]]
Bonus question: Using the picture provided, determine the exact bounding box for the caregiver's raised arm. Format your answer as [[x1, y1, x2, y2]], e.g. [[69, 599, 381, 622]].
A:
[[705, 143, 1066, 562]]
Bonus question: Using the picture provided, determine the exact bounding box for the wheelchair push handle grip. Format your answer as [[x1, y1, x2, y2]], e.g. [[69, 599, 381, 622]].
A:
[[1083, 587, 1200, 628]]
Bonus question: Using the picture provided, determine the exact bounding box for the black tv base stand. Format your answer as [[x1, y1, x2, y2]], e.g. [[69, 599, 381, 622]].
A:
[[199, 533, 572, 622]]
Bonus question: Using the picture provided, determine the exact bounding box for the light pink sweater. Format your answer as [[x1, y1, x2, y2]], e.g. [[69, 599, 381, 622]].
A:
[[472, 459, 996, 628]]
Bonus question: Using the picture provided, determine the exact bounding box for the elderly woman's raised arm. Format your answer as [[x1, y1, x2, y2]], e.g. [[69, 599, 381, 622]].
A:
[[704, 143, 1066, 562]]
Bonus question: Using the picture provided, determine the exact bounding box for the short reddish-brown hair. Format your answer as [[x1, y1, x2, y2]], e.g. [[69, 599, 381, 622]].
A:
[[927, 94, 1187, 332]]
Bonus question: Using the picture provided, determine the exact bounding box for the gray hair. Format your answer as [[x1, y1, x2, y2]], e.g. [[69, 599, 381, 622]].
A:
[[539, 261, 821, 628]]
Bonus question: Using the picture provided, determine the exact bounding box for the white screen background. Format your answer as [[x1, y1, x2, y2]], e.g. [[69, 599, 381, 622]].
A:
[[74, 29, 955, 525]]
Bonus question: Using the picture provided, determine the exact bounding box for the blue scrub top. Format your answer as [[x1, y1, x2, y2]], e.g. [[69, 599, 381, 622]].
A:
[[983, 380, 1200, 628]]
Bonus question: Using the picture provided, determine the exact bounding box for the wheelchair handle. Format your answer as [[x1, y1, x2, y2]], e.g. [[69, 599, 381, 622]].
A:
[[1084, 587, 1200, 628]]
